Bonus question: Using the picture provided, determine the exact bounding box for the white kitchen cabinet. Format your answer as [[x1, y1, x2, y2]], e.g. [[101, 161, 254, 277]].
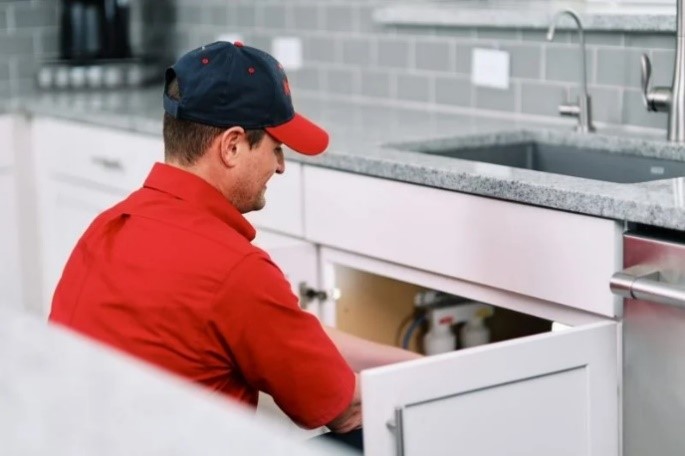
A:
[[31, 117, 163, 315], [0, 116, 22, 310], [245, 161, 305, 237], [304, 166, 623, 319], [316, 247, 618, 456]]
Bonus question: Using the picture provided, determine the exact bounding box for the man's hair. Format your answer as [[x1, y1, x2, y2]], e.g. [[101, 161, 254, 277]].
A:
[[163, 77, 266, 165]]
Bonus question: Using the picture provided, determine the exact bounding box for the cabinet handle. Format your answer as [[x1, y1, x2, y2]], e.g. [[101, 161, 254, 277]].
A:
[[298, 282, 341, 309], [611, 267, 685, 309], [386, 407, 405, 456], [91, 156, 124, 171]]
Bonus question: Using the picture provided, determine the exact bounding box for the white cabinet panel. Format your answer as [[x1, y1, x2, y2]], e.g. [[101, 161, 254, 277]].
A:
[[33, 118, 161, 193], [362, 321, 619, 456], [39, 181, 123, 316], [31, 117, 164, 315], [0, 173, 22, 310], [304, 166, 622, 318], [0, 116, 12, 167], [245, 161, 304, 237]]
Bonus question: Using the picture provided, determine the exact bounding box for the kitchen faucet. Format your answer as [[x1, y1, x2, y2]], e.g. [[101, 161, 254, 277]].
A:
[[547, 9, 595, 133], [641, 0, 683, 142]]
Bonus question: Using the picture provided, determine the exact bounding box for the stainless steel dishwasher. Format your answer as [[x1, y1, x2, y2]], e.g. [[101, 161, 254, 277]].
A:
[[611, 231, 685, 456]]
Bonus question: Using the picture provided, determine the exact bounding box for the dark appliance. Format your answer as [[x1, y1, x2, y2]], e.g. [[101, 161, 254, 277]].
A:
[[59, 0, 131, 61]]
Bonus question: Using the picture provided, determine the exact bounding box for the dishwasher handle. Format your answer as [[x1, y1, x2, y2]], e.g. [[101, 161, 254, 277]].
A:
[[611, 268, 685, 309]]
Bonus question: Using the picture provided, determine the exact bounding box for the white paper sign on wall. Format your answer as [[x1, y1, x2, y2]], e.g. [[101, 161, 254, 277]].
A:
[[471, 48, 510, 90], [272, 37, 303, 71]]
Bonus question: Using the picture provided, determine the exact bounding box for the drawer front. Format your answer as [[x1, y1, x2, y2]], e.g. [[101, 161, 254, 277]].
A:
[[245, 161, 304, 237], [0, 116, 13, 168], [303, 167, 622, 317], [33, 118, 162, 193]]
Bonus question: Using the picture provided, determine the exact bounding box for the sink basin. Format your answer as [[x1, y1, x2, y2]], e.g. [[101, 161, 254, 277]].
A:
[[418, 142, 685, 183]]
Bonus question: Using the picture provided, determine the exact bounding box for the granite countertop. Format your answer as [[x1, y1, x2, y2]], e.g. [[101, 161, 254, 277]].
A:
[[8, 87, 685, 231], [374, 0, 677, 32]]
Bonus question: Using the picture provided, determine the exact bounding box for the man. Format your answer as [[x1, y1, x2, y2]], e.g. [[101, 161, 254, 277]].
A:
[[49, 41, 419, 444]]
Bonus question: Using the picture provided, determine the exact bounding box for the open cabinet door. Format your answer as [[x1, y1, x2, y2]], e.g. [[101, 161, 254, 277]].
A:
[[362, 321, 618, 456]]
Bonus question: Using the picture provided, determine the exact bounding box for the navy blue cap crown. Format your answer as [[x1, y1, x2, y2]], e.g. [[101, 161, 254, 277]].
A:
[[163, 41, 329, 155], [164, 41, 294, 129]]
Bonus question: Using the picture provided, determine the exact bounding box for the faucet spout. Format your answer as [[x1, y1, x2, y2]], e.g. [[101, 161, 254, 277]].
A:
[[546, 9, 595, 133]]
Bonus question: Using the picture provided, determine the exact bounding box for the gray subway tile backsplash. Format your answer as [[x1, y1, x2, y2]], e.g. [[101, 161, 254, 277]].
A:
[[625, 33, 675, 50], [475, 85, 517, 112], [290, 66, 321, 92], [544, 45, 595, 84], [414, 40, 452, 72], [342, 38, 373, 66], [475, 28, 522, 42], [323, 67, 359, 96], [260, 4, 288, 30], [500, 43, 542, 79], [0, 32, 34, 56], [324, 5, 356, 32], [377, 38, 411, 69], [304, 36, 339, 63], [396, 73, 431, 103], [596, 48, 642, 88], [0, 0, 677, 131], [360, 70, 393, 99], [651, 49, 677, 87], [520, 82, 567, 117], [293, 5, 320, 31], [235, 4, 257, 28], [0, 61, 10, 81], [13, 3, 57, 28], [435, 75, 472, 107], [570, 86, 622, 124]]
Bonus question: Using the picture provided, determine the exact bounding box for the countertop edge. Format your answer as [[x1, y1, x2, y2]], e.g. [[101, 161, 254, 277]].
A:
[[373, 4, 676, 33]]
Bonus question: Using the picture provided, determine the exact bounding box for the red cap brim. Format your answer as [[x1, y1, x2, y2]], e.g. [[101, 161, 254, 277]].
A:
[[265, 113, 329, 156]]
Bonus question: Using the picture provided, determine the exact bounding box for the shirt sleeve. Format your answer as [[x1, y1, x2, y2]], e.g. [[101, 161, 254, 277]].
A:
[[210, 252, 355, 429]]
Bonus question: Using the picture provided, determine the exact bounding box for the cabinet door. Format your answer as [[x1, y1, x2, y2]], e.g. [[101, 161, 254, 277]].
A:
[[0, 172, 22, 310], [39, 181, 123, 316], [362, 321, 618, 456]]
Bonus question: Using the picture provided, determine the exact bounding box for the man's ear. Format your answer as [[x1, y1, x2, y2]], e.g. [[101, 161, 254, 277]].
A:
[[218, 126, 246, 168]]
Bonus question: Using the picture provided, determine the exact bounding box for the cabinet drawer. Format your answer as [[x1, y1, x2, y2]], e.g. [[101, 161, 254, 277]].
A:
[[33, 118, 162, 193], [245, 161, 304, 237], [304, 167, 622, 317], [0, 116, 13, 168]]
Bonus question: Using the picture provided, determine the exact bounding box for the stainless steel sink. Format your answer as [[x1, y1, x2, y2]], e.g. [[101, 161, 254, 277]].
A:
[[418, 142, 685, 183]]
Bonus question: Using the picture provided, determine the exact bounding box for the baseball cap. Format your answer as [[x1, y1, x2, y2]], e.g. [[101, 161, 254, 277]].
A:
[[163, 41, 329, 156]]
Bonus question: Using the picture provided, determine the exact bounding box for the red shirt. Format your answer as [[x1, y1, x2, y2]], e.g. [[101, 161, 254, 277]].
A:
[[49, 163, 355, 429]]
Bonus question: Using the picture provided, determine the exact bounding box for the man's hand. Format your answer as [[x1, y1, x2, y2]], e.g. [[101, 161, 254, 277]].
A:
[[326, 373, 362, 433]]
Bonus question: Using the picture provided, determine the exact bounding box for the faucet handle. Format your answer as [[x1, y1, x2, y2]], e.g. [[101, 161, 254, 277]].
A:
[[641, 53, 672, 112], [641, 53, 653, 110]]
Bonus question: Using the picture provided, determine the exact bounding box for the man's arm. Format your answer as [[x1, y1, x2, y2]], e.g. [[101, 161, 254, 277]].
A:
[[326, 373, 362, 433], [323, 325, 423, 372]]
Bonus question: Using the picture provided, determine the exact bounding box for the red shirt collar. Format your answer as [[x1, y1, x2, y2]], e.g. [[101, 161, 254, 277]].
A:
[[143, 162, 256, 241]]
